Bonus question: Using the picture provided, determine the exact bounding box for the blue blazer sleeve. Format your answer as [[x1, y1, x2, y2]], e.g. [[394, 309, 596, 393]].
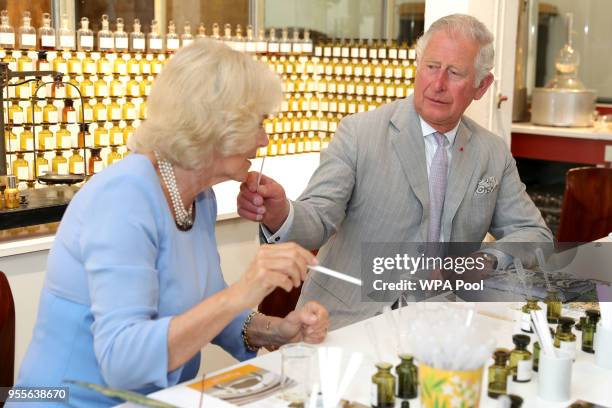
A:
[[79, 175, 183, 390]]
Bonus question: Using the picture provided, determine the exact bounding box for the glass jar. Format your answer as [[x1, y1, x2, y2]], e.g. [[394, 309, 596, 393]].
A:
[[372, 362, 395, 408], [395, 354, 418, 400], [488, 348, 510, 398], [521, 299, 541, 333], [545, 289, 562, 324], [582, 309, 601, 353], [509, 334, 532, 383], [554, 316, 576, 359], [88, 147, 104, 174]]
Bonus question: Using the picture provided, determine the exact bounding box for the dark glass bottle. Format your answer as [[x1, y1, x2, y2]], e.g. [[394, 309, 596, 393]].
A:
[[509, 334, 532, 383], [395, 354, 417, 399], [545, 289, 562, 324], [554, 316, 576, 359], [520, 299, 540, 333], [582, 309, 601, 353], [487, 348, 509, 398], [371, 362, 395, 408]]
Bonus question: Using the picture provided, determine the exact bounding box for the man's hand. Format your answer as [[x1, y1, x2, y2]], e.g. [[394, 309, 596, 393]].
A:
[[237, 172, 290, 233], [277, 301, 329, 344]]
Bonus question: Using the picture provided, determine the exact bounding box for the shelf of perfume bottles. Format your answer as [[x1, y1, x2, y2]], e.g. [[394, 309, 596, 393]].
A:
[[257, 131, 333, 158]]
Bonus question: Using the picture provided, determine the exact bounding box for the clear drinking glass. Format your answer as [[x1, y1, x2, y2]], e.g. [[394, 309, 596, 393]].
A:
[[280, 343, 316, 403]]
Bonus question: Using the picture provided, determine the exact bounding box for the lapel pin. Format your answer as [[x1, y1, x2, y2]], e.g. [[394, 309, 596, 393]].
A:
[[460, 147, 464, 152]]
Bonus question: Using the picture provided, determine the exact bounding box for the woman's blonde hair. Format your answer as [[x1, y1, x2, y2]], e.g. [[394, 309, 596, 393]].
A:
[[128, 39, 282, 170]]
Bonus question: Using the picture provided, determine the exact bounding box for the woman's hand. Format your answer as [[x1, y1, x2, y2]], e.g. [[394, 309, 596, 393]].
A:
[[231, 243, 317, 310], [276, 301, 329, 344]]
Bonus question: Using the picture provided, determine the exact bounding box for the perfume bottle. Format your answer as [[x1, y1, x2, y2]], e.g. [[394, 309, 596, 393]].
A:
[[210, 23, 220, 40], [25, 101, 40, 124], [125, 76, 140, 97], [93, 76, 108, 98], [93, 100, 107, 122], [256, 28, 267, 54], [2, 50, 17, 71], [395, 354, 418, 400], [38, 12, 55, 50], [77, 17, 94, 51], [89, 147, 104, 174], [35, 151, 49, 176], [107, 99, 122, 121], [123, 122, 135, 144], [17, 51, 33, 71], [18, 11, 36, 50], [291, 29, 301, 55], [0, 10, 15, 50], [52, 149, 68, 175], [166, 20, 180, 53], [5, 129, 17, 152], [97, 54, 112, 76], [147, 20, 163, 53], [80, 99, 94, 122], [196, 22, 206, 39], [67, 52, 82, 75], [57, 14, 75, 51], [12, 151, 30, 181], [509, 334, 532, 383], [109, 123, 123, 145], [38, 124, 55, 150], [520, 299, 541, 333], [267, 28, 279, 55], [130, 19, 146, 52], [244, 25, 256, 53], [582, 309, 601, 353], [4, 175, 20, 208], [109, 75, 124, 97], [111, 17, 128, 52], [52, 52, 67, 74], [56, 125, 71, 149], [69, 148, 85, 174], [97, 14, 114, 52], [222, 23, 234, 49], [279, 28, 291, 54], [372, 362, 396, 408], [80, 75, 94, 98], [181, 21, 194, 47], [554, 317, 577, 359], [43, 100, 59, 124], [545, 289, 562, 324], [94, 124, 109, 146], [113, 54, 127, 75], [77, 123, 91, 147], [233, 24, 245, 52], [122, 99, 136, 120], [62, 99, 76, 123], [140, 76, 152, 96], [107, 145, 121, 165], [487, 348, 510, 398]]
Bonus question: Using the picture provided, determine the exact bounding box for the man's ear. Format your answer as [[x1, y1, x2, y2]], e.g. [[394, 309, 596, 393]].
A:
[[474, 73, 494, 100]]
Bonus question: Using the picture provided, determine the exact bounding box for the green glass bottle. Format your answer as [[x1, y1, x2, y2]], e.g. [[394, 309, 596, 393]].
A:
[[554, 317, 576, 359], [532, 341, 540, 372], [520, 299, 541, 333], [582, 309, 601, 353], [545, 289, 562, 324], [371, 362, 395, 408], [509, 334, 532, 383], [576, 316, 586, 331], [395, 354, 417, 399], [487, 348, 510, 398]]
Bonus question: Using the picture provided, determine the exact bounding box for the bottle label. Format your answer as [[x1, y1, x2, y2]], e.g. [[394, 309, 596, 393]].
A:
[[312, 139, 321, 151], [182, 39, 194, 48], [37, 164, 49, 176], [409, 49, 416, 59], [83, 62, 95, 73], [330, 121, 338, 132], [97, 110, 107, 121], [291, 100, 299, 111], [83, 108, 93, 121], [18, 85, 31, 99], [21, 61, 33, 71], [85, 133, 94, 146], [560, 340, 576, 359], [338, 102, 347, 113], [18, 166, 29, 180], [368, 48, 377, 59], [376, 85, 385, 97], [85, 85, 94, 97], [111, 108, 121, 120], [265, 122, 274, 134], [0, 32, 15, 45], [516, 359, 532, 381], [385, 67, 393, 78], [302, 42, 313, 54], [60, 35, 75, 48], [398, 49, 408, 60], [126, 108, 136, 120], [245, 41, 256, 53], [149, 38, 162, 50], [11, 111, 23, 125], [112, 84, 123, 95], [45, 137, 56, 150], [374, 67, 383, 77], [133, 38, 145, 50], [280, 43, 292, 54], [152, 63, 162, 74], [167, 38, 180, 50], [62, 135, 72, 148], [405, 68, 414, 78], [73, 161, 84, 174], [115, 37, 128, 50], [292, 43, 302, 54], [66, 111, 77, 123], [57, 162, 68, 175], [98, 132, 109, 145], [341, 47, 350, 58], [256, 41, 267, 53], [283, 121, 291, 133], [21, 34, 36, 46], [47, 111, 58, 123], [25, 138, 33, 151], [80, 35, 94, 47], [366, 85, 375, 95], [113, 132, 123, 145], [279, 143, 287, 155], [274, 121, 282, 133], [141, 63, 151, 74], [288, 142, 296, 154], [97, 85, 109, 97], [130, 63, 140, 74], [389, 49, 398, 59], [93, 161, 104, 173], [270, 144, 278, 155], [41, 35, 55, 47]]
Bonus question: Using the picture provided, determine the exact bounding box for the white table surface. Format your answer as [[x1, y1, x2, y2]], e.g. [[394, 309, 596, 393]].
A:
[[512, 122, 612, 141], [142, 302, 612, 408]]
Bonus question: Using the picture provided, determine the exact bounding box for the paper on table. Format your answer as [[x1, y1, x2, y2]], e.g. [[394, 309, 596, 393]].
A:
[[307, 265, 362, 286]]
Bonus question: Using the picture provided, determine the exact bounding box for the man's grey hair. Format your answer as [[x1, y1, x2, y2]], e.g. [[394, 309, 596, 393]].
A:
[[415, 14, 495, 86]]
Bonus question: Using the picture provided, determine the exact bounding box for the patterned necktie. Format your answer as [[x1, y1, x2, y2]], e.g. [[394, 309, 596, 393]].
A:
[[427, 132, 449, 243]]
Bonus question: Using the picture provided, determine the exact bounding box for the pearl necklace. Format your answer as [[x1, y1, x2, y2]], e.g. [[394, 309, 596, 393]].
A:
[[154, 151, 194, 229]]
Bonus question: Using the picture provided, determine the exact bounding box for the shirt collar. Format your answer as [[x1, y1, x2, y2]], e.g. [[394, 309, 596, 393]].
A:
[[419, 115, 460, 146]]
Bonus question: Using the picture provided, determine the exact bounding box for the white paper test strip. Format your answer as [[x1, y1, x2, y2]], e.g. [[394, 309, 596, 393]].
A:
[[308, 265, 362, 286]]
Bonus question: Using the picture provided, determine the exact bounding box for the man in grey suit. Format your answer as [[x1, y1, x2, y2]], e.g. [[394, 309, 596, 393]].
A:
[[238, 14, 553, 329]]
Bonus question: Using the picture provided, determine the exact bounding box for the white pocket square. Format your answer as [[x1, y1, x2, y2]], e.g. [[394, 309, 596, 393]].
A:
[[476, 176, 498, 194]]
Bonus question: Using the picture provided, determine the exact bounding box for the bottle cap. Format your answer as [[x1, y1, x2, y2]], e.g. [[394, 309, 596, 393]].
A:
[[493, 348, 509, 363], [512, 334, 531, 347], [586, 309, 601, 320], [558, 316, 575, 329]]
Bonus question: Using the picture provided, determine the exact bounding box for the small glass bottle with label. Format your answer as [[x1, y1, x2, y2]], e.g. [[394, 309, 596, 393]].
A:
[[5, 129, 18, 152], [88, 147, 104, 174], [554, 317, 576, 359], [520, 299, 541, 333], [107, 145, 121, 166], [109, 123, 123, 146], [107, 99, 122, 121], [52, 149, 69, 175], [114, 17, 129, 52], [77, 123, 91, 148], [77, 17, 94, 52], [181, 22, 194, 47], [372, 362, 396, 408], [123, 122, 135, 144], [38, 13, 55, 50], [97, 14, 114, 52], [17, 51, 33, 72], [0, 10, 15, 50], [582, 309, 601, 353], [488, 348, 510, 398], [166, 20, 180, 53], [545, 289, 562, 324], [62, 99, 76, 123], [43, 100, 59, 124], [122, 99, 136, 120], [18, 11, 36, 50], [58, 14, 75, 51], [196, 23, 206, 39], [130, 19, 146, 53], [147, 20, 163, 53], [55, 125, 71, 149], [93, 100, 107, 122], [94, 76, 109, 98], [4, 175, 20, 208], [94, 125, 109, 147], [509, 334, 532, 383], [12, 152, 30, 180], [69, 148, 85, 174], [38, 124, 55, 150], [35, 151, 49, 177]]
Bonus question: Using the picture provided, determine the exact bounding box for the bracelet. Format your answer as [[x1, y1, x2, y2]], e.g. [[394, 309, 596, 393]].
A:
[[242, 311, 261, 352]]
